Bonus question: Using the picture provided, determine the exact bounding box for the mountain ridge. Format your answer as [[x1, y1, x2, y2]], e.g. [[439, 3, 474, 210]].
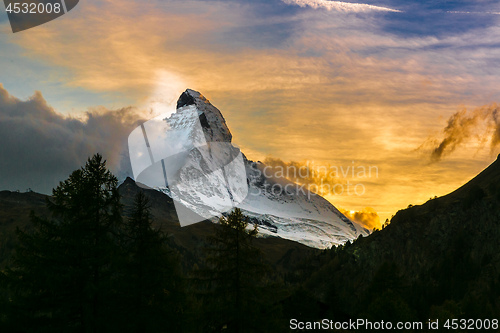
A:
[[301, 154, 500, 319]]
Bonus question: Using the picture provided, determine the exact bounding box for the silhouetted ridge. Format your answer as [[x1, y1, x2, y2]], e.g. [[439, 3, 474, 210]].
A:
[[122, 177, 136, 186], [437, 154, 500, 205]]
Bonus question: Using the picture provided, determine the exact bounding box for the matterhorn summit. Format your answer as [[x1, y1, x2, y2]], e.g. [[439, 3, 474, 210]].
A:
[[128, 89, 369, 248]]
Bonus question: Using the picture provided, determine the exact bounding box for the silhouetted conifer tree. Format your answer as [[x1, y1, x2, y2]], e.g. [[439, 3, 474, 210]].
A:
[[195, 208, 280, 333], [116, 191, 186, 333], [4, 154, 123, 332]]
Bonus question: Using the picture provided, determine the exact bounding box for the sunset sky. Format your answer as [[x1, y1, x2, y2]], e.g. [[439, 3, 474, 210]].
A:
[[1, 0, 500, 227]]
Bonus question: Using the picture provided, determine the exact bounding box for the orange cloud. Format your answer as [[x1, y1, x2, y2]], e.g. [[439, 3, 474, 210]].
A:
[[340, 207, 381, 230], [261, 157, 379, 197], [419, 104, 500, 162]]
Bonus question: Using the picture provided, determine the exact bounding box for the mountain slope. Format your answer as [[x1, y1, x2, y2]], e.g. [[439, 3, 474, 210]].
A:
[[119, 177, 315, 269], [0, 180, 315, 271], [0, 190, 49, 267], [302, 155, 500, 320]]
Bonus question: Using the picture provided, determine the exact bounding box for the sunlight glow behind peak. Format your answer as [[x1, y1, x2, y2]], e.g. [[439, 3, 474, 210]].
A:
[[139, 70, 187, 119]]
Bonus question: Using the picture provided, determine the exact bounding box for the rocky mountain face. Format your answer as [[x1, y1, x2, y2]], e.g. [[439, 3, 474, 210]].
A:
[[131, 89, 369, 249]]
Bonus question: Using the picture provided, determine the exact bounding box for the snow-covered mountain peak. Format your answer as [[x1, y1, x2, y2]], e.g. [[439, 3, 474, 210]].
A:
[[129, 89, 370, 248], [176, 89, 232, 143]]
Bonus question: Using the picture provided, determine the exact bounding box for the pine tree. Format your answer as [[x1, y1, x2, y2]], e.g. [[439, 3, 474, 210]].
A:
[[4, 154, 123, 332], [117, 191, 186, 333], [196, 208, 279, 333]]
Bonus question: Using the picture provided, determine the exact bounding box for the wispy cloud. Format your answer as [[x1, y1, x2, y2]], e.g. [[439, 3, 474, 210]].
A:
[[282, 0, 401, 13], [419, 104, 500, 162], [447, 11, 500, 15]]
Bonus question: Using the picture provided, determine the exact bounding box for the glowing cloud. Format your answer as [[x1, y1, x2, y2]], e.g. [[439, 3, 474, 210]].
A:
[[282, 0, 401, 13], [419, 104, 500, 162], [340, 207, 381, 230]]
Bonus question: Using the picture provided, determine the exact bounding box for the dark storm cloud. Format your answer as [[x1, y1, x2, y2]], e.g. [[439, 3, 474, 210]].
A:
[[0, 84, 144, 193]]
